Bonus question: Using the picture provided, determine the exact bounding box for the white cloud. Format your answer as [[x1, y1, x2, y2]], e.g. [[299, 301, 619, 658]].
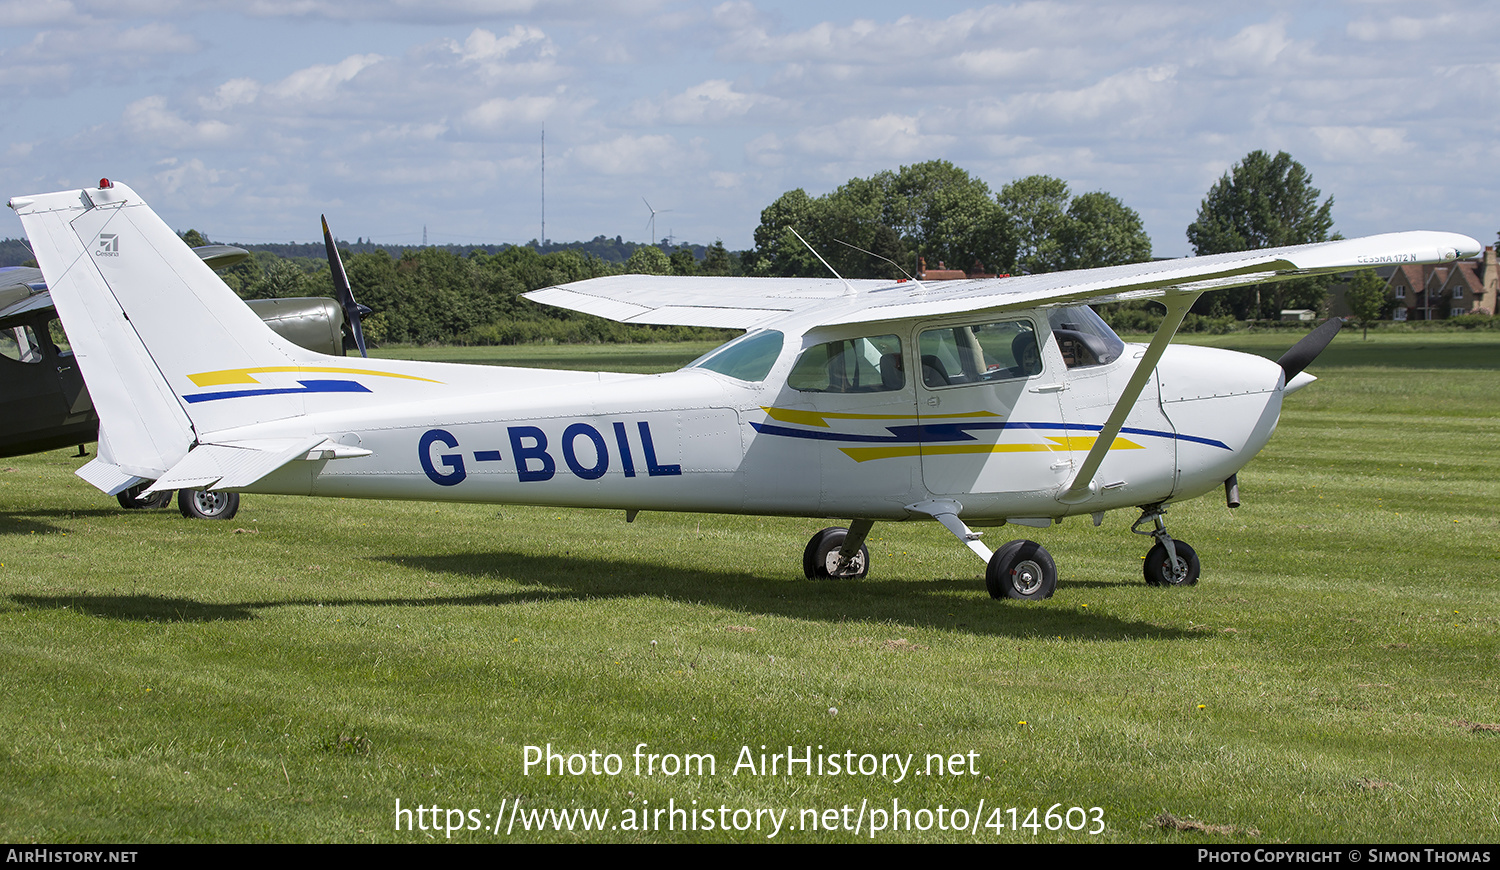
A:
[[751, 114, 954, 166], [24, 21, 199, 61], [4, 1, 1491, 253], [1310, 126, 1412, 161], [462, 94, 558, 129], [121, 96, 234, 144], [630, 79, 788, 125], [0, 0, 80, 26], [200, 78, 260, 112], [571, 133, 701, 174], [0, 19, 199, 96], [153, 157, 233, 198], [1348, 13, 1465, 42], [265, 54, 383, 103], [450, 25, 551, 64]]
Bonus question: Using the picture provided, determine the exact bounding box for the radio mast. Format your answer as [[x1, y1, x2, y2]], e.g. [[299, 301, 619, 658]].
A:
[[541, 125, 546, 248]]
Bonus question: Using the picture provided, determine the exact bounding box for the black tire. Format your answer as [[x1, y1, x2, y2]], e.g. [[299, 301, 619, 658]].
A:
[[1144, 540, 1199, 586], [116, 483, 173, 510], [985, 539, 1057, 600], [802, 527, 869, 580], [178, 489, 241, 520]]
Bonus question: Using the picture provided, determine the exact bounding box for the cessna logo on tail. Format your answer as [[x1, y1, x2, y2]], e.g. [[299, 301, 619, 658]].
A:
[[94, 234, 119, 257]]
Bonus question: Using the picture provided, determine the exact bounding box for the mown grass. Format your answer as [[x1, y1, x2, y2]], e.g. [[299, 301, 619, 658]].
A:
[[0, 332, 1495, 842]]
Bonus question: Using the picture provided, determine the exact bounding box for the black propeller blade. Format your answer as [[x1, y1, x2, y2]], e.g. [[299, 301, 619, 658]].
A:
[[321, 215, 371, 358], [1276, 316, 1343, 382]]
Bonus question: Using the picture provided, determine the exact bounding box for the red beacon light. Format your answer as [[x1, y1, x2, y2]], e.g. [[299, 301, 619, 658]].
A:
[[98, 178, 112, 189]]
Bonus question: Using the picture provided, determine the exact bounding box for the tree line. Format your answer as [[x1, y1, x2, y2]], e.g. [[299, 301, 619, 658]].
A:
[[6, 150, 1406, 344]]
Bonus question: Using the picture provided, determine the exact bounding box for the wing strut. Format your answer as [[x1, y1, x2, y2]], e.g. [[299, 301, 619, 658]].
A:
[[1058, 290, 1202, 504]]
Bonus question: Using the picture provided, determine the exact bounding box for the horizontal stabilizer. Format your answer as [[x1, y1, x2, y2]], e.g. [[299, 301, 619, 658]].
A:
[[75, 458, 146, 497], [143, 436, 329, 494]]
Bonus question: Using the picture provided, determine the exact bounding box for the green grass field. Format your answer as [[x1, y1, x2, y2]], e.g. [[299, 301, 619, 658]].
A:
[[1, 332, 1496, 842]]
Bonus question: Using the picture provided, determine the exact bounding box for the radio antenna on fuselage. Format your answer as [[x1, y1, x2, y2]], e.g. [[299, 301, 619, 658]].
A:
[[831, 237, 926, 292], [788, 227, 856, 297]]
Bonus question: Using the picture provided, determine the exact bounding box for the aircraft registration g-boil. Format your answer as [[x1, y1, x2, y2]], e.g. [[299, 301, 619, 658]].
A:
[[9, 180, 1482, 599]]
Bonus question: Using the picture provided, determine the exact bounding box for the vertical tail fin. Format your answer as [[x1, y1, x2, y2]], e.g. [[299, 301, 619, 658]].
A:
[[10, 180, 321, 477]]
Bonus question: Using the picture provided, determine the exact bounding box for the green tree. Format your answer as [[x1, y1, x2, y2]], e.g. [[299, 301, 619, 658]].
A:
[[1344, 269, 1388, 339], [886, 160, 1007, 276], [1186, 150, 1335, 319], [995, 177, 1152, 274], [1057, 191, 1152, 270], [700, 241, 732, 276], [625, 245, 671, 275], [998, 175, 1072, 274], [246, 256, 309, 300], [178, 229, 210, 248], [669, 245, 696, 276], [749, 188, 821, 277], [750, 161, 1006, 279]]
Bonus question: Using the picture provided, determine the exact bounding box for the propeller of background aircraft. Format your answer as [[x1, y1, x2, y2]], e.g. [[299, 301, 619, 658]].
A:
[[321, 215, 372, 357]]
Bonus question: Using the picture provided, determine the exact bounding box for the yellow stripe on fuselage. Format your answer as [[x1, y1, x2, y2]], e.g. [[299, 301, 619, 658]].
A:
[[188, 366, 442, 387], [838, 435, 1143, 463]]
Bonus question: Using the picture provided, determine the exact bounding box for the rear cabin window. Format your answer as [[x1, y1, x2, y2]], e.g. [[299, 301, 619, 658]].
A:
[[788, 334, 904, 393], [918, 320, 1041, 388]]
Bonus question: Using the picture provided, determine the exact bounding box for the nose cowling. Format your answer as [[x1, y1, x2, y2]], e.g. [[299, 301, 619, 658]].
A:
[[1155, 345, 1285, 502]]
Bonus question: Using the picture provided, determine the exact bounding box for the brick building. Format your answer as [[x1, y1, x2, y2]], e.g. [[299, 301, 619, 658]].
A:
[[1385, 245, 1497, 319]]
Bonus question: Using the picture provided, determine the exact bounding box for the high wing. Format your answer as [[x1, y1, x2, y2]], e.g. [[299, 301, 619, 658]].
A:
[[525, 232, 1479, 329]]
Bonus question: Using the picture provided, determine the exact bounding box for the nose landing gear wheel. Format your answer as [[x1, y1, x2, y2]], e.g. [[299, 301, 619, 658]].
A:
[[986, 539, 1057, 600], [1144, 540, 1199, 586], [803, 527, 870, 579], [178, 489, 241, 520]]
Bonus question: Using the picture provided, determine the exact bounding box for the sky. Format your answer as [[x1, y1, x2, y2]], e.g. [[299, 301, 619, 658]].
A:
[[0, 0, 1494, 258]]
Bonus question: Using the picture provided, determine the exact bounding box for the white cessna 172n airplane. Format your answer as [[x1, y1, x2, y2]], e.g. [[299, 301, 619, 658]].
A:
[[10, 179, 1481, 599]]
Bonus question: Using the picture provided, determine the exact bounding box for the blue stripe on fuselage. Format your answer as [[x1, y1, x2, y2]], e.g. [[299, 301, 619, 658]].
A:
[[183, 379, 373, 404], [749, 419, 1230, 450]]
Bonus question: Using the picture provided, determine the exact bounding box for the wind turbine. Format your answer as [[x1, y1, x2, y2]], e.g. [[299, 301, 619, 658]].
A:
[[643, 197, 672, 247]]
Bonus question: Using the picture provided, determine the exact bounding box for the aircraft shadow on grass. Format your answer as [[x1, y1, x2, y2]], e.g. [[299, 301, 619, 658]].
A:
[[0, 507, 135, 535], [8, 549, 1196, 642]]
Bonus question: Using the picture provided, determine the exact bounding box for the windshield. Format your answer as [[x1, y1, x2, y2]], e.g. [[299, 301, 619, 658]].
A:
[[1046, 306, 1124, 368], [685, 330, 784, 383]]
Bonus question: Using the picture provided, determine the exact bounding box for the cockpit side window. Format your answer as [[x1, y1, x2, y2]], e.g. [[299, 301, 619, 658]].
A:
[[686, 329, 784, 383], [788, 334, 904, 393], [918, 320, 1041, 388], [1046, 305, 1124, 369]]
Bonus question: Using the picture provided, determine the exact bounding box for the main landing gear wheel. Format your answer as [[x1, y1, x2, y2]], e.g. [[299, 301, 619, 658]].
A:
[[178, 489, 241, 521], [116, 483, 172, 510], [986, 539, 1057, 600], [1143, 540, 1199, 586], [802, 527, 870, 580]]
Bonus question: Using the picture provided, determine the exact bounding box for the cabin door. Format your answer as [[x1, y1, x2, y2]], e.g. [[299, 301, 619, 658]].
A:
[[913, 315, 1072, 512]]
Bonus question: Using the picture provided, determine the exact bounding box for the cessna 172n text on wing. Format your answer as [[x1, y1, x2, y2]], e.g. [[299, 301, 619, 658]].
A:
[[9, 180, 1480, 599]]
